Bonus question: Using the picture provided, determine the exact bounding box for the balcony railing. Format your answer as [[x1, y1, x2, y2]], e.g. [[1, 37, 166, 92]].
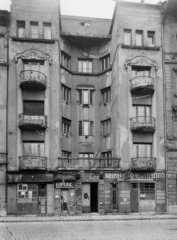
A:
[[58, 157, 120, 169], [20, 70, 47, 89], [131, 157, 156, 171], [130, 76, 154, 96], [130, 116, 156, 132], [19, 156, 47, 170], [19, 113, 47, 129]]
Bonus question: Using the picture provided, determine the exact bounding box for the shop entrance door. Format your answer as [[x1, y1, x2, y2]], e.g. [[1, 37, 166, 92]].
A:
[[61, 189, 68, 213], [82, 183, 98, 213], [39, 184, 46, 214], [110, 183, 119, 212], [131, 183, 139, 212]]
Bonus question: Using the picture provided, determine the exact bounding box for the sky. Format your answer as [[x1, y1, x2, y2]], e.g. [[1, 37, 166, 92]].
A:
[[0, 0, 163, 19]]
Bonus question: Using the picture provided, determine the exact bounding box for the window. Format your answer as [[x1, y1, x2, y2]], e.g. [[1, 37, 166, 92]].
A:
[[62, 84, 71, 103], [79, 153, 93, 158], [23, 61, 45, 81], [79, 121, 93, 136], [78, 59, 92, 73], [102, 151, 112, 167], [23, 101, 44, 115], [147, 31, 155, 47], [140, 183, 155, 200], [124, 29, 131, 45], [132, 105, 151, 122], [43, 22, 51, 39], [132, 67, 150, 78], [136, 30, 143, 46], [62, 117, 71, 135], [78, 89, 93, 105], [100, 54, 110, 71], [23, 141, 45, 157], [133, 144, 152, 158], [30, 22, 38, 38], [101, 119, 111, 136], [61, 51, 70, 69], [18, 184, 38, 203], [62, 151, 71, 158], [101, 87, 111, 104], [17, 21, 25, 38]]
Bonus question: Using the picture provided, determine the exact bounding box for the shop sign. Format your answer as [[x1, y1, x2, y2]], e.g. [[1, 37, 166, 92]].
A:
[[124, 170, 165, 181], [104, 172, 124, 180], [55, 182, 74, 188], [81, 173, 99, 182], [55, 174, 76, 181], [7, 173, 54, 183]]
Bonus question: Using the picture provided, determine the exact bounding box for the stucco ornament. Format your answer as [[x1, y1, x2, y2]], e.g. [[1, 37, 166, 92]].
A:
[[15, 48, 52, 64], [124, 56, 158, 70]]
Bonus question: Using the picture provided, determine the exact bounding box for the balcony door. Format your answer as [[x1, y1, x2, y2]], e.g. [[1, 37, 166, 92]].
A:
[[23, 101, 44, 116], [133, 144, 152, 158], [23, 141, 45, 157], [132, 67, 150, 78], [23, 61, 45, 80], [132, 105, 151, 123]]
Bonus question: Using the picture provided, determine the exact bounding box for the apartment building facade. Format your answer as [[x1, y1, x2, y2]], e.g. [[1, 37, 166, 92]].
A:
[[0, 0, 170, 215]]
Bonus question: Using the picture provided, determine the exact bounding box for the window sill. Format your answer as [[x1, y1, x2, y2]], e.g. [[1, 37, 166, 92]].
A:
[[122, 44, 160, 51], [12, 37, 55, 43]]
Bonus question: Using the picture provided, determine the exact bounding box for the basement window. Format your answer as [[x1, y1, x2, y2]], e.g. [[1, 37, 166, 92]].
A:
[[80, 22, 91, 27]]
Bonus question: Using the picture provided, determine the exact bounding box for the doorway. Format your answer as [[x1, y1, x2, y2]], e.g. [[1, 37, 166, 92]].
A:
[[82, 183, 98, 213], [110, 183, 119, 212], [131, 183, 139, 212]]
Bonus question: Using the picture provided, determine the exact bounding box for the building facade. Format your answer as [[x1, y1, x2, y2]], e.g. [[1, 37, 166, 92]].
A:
[[0, 0, 173, 215]]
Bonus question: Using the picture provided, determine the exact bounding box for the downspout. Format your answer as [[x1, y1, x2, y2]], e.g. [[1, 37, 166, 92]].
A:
[[161, 4, 168, 212]]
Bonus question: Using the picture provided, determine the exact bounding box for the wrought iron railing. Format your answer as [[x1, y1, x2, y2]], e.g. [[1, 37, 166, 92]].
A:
[[130, 116, 156, 131], [131, 157, 156, 171], [20, 70, 47, 88], [58, 157, 120, 169], [19, 113, 47, 129], [130, 76, 154, 90], [19, 156, 47, 170]]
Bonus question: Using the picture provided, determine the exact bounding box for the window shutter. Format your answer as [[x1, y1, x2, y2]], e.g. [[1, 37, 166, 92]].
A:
[[79, 121, 82, 136]]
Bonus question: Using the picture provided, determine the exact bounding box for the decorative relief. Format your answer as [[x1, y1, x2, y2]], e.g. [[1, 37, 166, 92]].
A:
[[124, 56, 158, 70], [15, 48, 52, 64]]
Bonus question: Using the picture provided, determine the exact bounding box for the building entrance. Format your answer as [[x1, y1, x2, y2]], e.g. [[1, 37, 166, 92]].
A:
[[110, 183, 119, 212], [82, 183, 98, 213]]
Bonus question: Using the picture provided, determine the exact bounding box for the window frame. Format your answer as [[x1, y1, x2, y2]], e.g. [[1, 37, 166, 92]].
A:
[[62, 117, 71, 136], [135, 30, 143, 46], [78, 88, 94, 106], [133, 143, 152, 158], [62, 151, 71, 158], [124, 29, 131, 45], [61, 51, 71, 69], [78, 59, 93, 73], [62, 84, 71, 103], [100, 54, 110, 71], [147, 31, 155, 47], [79, 120, 94, 136], [43, 22, 52, 40], [101, 119, 111, 137], [30, 22, 39, 39], [101, 87, 111, 104], [17, 21, 25, 38]]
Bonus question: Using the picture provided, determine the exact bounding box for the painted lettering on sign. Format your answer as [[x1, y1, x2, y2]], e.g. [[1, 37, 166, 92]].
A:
[[129, 172, 165, 179], [55, 182, 74, 188], [82, 174, 99, 182], [105, 173, 124, 179]]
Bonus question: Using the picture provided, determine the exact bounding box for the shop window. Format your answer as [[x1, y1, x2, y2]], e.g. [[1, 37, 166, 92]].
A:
[[78, 89, 93, 105], [79, 121, 93, 136], [124, 29, 131, 45], [101, 119, 111, 137], [132, 105, 151, 122], [101, 87, 111, 104], [133, 143, 152, 158], [140, 183, 155, 200], [17, 184, 37, 203], [100, 54, 110, 71], [61, 51, 70, 69], [78, 59, 92, 73], [147, 31, 155, 47], [43, 22, 52, 39], [136, 30, 143, 46], [23, 100, 44, 115], [62, 117, 71, 136], [30, 22, 39, 39], [17, 21, 25, 38], [23, 141, 45, 157], [131, 66, 150, 78], [62, 84, 71, 103]]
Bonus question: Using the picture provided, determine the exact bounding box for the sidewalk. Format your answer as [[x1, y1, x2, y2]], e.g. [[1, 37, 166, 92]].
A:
[[1, 213, 177, 222]]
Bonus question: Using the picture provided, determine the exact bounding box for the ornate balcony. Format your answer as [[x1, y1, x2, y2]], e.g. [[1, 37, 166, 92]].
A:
[[20, 70, 47, 89], [19, 156, 47, 170], [131, 157, 156, 171], [58, 157, 120, 170], [130, 76, 154, 96], [19, 114, 47, 130], [130, 116, 156, 132]]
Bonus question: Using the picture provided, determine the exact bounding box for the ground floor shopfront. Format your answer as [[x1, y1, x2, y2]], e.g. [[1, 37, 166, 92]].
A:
[[6, 170, 166, 215]]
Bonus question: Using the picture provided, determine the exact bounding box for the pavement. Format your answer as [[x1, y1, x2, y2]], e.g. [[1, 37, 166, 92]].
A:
[[1, 212, 177, 222]]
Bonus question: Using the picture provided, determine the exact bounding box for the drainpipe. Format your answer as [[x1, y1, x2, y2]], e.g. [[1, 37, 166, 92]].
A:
[[161, 7, 168, 213]]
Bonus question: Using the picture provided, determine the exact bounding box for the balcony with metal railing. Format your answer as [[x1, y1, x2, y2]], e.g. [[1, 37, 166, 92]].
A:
[[19, 114, 47, 130], [130, 76, 154, 96], [19, 156, 47, 170], [20, 70, 47, 89], [58, 157, 121, 170], [131, 157, 156, 171], [130, 116, 156, 132]]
